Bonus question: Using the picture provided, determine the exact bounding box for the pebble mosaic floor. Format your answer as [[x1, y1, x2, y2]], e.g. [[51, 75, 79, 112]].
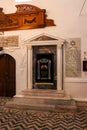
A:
[[0, 97, 87, 130]]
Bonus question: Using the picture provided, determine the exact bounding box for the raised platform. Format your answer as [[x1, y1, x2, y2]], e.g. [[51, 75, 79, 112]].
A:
[[5, 89, 77, 112]]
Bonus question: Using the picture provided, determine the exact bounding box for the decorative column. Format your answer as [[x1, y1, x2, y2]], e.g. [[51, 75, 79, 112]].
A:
[[57, 40, 64, 91], [27, 45, 32, 90]]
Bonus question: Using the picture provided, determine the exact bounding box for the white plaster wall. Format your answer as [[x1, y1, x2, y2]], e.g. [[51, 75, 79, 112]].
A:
[[64, 79, 87, 100], [0, 0, 87, 100]]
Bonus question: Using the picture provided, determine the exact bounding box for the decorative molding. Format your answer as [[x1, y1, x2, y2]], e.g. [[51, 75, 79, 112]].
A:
[[0, 4, 55, 31], [64, 78, 87, 83]]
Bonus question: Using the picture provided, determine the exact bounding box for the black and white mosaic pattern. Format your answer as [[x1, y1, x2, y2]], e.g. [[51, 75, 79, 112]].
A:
[[0, 97, 87, 130]]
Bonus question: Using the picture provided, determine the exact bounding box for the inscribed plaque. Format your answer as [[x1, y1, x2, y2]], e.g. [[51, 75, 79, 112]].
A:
[[65, 38, 81, 77], [0, 35, 19, 47]]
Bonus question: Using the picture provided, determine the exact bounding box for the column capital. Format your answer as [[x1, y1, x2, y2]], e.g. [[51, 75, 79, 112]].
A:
[[57, 40, 64, 49], [27, 45, 32, 50]]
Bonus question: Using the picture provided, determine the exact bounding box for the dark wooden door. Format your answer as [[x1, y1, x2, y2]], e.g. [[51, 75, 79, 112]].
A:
[[0, 54, 16, 97]]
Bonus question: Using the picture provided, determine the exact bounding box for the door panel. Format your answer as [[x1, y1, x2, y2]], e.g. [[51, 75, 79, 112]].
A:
[[0, 54, 16, 97]]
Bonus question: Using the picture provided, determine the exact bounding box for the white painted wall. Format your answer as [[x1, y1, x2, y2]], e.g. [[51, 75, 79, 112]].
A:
[[0, 0, 87, 100]]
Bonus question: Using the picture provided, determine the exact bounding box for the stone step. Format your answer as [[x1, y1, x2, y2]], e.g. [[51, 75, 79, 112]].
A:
[[5, 89, 76, 112], [22, 89, 65, 97], [13, 96, 72, 105], [5, 96, 77, 112], [6, 101, 55, 111]]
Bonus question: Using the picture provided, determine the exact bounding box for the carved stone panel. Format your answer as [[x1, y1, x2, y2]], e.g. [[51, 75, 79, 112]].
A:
[[65, 38, 81, 77], [0, 36, 19, 47]]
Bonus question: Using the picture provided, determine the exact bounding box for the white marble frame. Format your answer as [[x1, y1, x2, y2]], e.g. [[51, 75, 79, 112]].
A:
[[26, 39, 64, 91]]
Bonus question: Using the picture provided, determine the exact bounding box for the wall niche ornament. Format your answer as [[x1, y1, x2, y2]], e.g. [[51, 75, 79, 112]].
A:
[[0, 4, 55, 31]]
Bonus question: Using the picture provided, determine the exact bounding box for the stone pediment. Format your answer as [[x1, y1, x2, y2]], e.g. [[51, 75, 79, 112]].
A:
[[24, 33, 64, 47], [29, 33, 58, 42]]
